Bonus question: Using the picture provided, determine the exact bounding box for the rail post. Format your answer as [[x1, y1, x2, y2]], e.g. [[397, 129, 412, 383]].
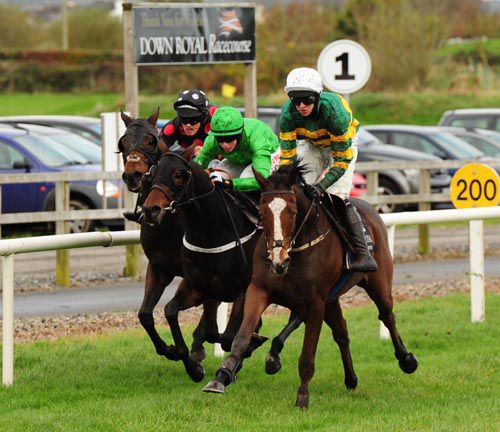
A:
[[469, 220, 485, 322], [2, 254, 14, 386], [417, 169, 431, 255], [55, 181, 71, 286]]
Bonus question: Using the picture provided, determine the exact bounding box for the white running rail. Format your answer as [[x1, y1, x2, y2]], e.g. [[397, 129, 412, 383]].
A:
[[2, 207, 500, 385]]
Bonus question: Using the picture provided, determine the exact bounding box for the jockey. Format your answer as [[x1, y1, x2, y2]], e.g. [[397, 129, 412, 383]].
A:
[[193, 106, 279, 192], [160, 89, 217, 156], [279, 67, 377, 272]]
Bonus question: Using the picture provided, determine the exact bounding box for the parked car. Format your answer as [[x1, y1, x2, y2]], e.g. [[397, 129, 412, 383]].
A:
[[0, 125, 122, 233], [438, 108, 500, 132], [0, 115, 101, 145], [437, 126, 500, 158], [0, 122, 102, 163], [363, 125, 487, 175], [357, 128, 452, 213]]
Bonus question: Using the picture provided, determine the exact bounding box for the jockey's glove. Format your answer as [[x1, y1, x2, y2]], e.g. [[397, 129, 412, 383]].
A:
[[303, 183, 324, 200], [209, 171, 233, 189]]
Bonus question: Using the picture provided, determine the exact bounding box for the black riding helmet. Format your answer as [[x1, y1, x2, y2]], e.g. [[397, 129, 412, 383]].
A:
[[173, 89, 210, 119]]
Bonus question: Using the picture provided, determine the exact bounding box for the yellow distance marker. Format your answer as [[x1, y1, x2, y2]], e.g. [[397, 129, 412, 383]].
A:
[[450, 163, 500, 209]]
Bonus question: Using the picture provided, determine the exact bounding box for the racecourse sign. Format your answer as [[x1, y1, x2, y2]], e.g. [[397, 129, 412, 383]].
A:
[[133, 4, 256, 65]]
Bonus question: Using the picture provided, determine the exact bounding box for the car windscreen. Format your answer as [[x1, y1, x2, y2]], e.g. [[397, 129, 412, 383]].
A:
[[47, 132, 101, 163], [456, 134, 500, 157], [13, 134, 89, 167], [433, 132, 484, 158]]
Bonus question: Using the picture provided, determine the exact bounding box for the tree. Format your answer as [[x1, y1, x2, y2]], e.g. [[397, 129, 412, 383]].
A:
[[0, 5, 44, 49]]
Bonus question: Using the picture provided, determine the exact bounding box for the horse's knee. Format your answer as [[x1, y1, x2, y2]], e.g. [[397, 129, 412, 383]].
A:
[[138, 311, 154, 328]]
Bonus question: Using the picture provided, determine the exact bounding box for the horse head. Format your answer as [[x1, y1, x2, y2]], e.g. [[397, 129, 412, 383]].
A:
[[255, 161, 306, 275], [118, 108, 166, 192], [142, 151, 213, 226]]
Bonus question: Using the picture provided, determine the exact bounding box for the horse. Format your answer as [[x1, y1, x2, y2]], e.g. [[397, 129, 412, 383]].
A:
[[118, 109, 219, 363], [203, 161, 418, 408], [141, 152, 289, 381]]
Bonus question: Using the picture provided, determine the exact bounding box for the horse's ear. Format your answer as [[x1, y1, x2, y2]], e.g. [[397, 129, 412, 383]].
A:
[[148, 107, 160, 127], [121, 110, 133, 127], [253, 167, 269, 190], [288, 164, 299, 187]]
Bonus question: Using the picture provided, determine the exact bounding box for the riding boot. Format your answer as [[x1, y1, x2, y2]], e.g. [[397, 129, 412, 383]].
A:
[[123, 208, 143, 223], [344, 200, 378, 272]]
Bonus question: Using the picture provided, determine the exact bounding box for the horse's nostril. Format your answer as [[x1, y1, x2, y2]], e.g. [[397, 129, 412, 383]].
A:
[[133, 171, 143, 181], [150, 206, 161, 218]]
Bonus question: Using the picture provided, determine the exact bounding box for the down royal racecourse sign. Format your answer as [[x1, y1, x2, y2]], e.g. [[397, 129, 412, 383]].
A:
[[134, 4, 256, 65]]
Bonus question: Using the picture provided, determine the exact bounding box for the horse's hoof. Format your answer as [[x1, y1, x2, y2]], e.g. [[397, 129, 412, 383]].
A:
[[345, 374, 358, 390], [295, 393, 309, 409], [399, 352, 418, 374], [163, 345, 181, 361], [187, 362, 205, 383], [265, 353, 282, 375], [203, 380, 225, 394], [190, 348, 206, 363]]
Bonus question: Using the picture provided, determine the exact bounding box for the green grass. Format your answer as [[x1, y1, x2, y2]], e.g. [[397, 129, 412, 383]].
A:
[[3, 91, 500, 125], [1, 293, 498, 431]]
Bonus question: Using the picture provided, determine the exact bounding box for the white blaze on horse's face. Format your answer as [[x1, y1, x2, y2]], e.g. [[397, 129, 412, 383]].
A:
[[268, 197, 288, 265]]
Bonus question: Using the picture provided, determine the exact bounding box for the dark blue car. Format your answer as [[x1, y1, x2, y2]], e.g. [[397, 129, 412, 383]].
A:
[[0, 126, 122, 233]]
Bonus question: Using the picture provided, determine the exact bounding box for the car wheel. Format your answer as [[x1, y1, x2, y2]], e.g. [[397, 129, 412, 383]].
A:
[[375, 177, 405, 214], [69, 198, 95, 233]]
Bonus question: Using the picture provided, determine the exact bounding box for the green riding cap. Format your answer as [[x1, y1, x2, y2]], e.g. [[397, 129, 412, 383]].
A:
[[210, 106, 244, 136]]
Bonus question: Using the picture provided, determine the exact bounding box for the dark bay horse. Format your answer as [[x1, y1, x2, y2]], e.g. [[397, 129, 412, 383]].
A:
[[204, 161, 418, 408], [141, 152, 275, 381], [118, 109, 219, 363]]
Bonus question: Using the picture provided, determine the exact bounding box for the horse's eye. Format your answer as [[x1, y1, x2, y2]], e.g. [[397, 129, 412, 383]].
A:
[[174, 171, 184, 180]]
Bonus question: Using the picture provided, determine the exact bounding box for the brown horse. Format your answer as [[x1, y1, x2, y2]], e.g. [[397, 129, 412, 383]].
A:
[[204, 161, 418, 408], [118, 109, 219, 363]]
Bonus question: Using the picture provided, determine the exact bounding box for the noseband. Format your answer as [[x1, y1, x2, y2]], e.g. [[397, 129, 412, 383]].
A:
[[150, 153, 215, 214], [261, 189, 319, 253]]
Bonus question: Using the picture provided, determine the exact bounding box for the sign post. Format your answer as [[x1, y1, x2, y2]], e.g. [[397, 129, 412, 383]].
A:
[[317, 39, 371, 101], [450, 163, 500, 322]]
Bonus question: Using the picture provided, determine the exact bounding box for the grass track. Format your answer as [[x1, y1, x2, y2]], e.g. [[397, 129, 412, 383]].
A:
[[1, 293, 498, 431]]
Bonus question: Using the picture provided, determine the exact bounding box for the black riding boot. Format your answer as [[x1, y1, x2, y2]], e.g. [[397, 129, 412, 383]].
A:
[[344, 200, 378, 272], [123, 209, 143, 223]]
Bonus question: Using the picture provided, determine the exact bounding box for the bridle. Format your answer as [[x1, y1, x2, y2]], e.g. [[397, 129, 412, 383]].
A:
[[260, 189, 319, 253], [118, 119, 162, 167], [149, 152, 216, 215]]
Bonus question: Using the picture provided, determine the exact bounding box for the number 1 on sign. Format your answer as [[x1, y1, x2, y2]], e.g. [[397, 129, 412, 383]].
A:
[[335, 52, 355, 80]]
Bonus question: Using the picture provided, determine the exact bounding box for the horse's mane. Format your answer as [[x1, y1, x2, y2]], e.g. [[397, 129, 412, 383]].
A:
[[269, 158, 308, 188]]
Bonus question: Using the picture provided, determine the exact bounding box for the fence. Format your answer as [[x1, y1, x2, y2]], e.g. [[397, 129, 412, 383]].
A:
[[2, 206, 500, 386]]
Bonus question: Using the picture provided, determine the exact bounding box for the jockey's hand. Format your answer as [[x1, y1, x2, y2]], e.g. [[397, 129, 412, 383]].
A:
[[209, 171, 233, 189], [303, 183, 323, 200], [193, 145, 202, 156]]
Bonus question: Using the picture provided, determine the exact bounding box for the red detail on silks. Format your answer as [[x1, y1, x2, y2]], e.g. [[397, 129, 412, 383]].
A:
[[163, 123, 175, 136], [193, 138, 204, 147], [204, 122, 211, 134], [209, 105, 217, 116]]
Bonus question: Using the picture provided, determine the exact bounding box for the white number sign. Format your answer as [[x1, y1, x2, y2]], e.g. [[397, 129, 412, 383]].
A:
[[317, 39, 371, 94]]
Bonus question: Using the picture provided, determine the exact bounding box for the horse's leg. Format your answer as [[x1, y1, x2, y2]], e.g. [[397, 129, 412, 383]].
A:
[[219, 292, 268, 356], [138, 263, 179, 359], [265, 311, 302, 375], [323, 299, 358, 389], [190, 299, 220, 362], [164, 281, 206, 382], [203, 282, 270, 394], [361, 277, 418, 374], [295, 300, 324, 409]]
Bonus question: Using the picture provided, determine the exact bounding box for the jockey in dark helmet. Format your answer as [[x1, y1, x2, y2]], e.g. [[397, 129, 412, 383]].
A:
[[279, 67, 377, 273], [124, 89, 216, 223], [160, 89, 217, 156]]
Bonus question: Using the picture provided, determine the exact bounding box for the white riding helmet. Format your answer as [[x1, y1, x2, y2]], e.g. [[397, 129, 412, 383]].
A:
[[284, 67, 323, 95]]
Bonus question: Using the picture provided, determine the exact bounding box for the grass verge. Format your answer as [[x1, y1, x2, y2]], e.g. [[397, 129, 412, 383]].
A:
[[1, 293, 498, 431]]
